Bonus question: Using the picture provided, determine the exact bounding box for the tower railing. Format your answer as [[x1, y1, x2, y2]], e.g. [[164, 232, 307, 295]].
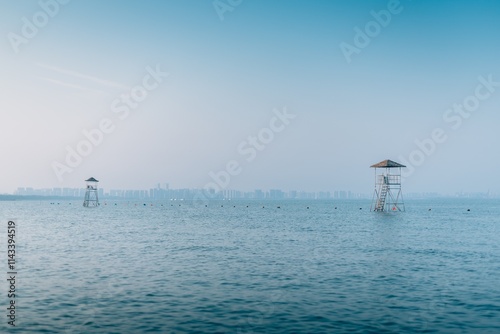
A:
[[376, 175, 400, 185]]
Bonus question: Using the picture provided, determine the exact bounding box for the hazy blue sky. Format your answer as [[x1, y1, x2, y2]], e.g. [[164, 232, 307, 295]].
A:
[[1, 0, 500, 194]]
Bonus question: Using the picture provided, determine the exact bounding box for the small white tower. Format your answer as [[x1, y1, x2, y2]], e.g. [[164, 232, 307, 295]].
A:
[[83, 177, 99, 208], [370, 160, 405, 212]]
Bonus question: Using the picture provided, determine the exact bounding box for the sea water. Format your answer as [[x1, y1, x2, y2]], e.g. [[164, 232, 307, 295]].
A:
[[1, 199, 499, 333]]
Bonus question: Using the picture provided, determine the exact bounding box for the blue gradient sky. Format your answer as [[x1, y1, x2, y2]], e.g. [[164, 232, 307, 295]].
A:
[[1, 0, 500, 194]]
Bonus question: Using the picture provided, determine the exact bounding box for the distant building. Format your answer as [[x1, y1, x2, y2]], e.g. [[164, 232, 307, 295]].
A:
[[269, 189, 285, 199]]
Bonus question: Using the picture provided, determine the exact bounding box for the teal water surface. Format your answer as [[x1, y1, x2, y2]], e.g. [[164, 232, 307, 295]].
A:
[[1, 199, 499, 333]]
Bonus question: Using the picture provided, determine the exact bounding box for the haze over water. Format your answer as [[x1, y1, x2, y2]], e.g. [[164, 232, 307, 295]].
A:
[[2, 1, 500, 332], [2, 199, 499, 333]]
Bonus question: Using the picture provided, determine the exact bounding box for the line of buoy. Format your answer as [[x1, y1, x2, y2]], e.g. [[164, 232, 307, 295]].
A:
[[49, 203, 474, 213]]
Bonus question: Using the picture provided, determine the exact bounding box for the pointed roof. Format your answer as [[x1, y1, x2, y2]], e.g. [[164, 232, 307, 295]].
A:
[[85, 177, 99, 182], [370, 159, 406, 168]]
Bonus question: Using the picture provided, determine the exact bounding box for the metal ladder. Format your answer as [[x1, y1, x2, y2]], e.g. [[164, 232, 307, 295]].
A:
[[375, 178, 388, 211]]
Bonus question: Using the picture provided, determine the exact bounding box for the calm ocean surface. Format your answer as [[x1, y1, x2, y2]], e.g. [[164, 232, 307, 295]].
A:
[[1, 199, 500, 333]]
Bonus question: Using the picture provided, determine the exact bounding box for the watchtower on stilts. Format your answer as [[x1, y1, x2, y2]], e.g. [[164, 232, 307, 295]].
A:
[[83, 177, 99, 208], [370, 160, 405, 212]]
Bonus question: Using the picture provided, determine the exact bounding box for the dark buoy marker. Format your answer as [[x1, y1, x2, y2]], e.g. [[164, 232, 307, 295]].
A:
[[467, 209, 470, 212]]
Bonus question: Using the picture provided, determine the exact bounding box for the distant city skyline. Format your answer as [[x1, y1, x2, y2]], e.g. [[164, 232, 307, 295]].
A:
[[8, 184, 497, 201], [13, 184, 367, 200]]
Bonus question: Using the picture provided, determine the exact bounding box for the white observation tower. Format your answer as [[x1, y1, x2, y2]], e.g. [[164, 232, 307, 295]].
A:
[[83, 177, 99, 208], [370, 160, 406, 212]]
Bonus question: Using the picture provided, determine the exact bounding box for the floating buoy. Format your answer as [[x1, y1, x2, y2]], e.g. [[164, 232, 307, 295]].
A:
[[307, 206, 309, 209], [467, 209, 470, 212], [277, 206, 281, 209]]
